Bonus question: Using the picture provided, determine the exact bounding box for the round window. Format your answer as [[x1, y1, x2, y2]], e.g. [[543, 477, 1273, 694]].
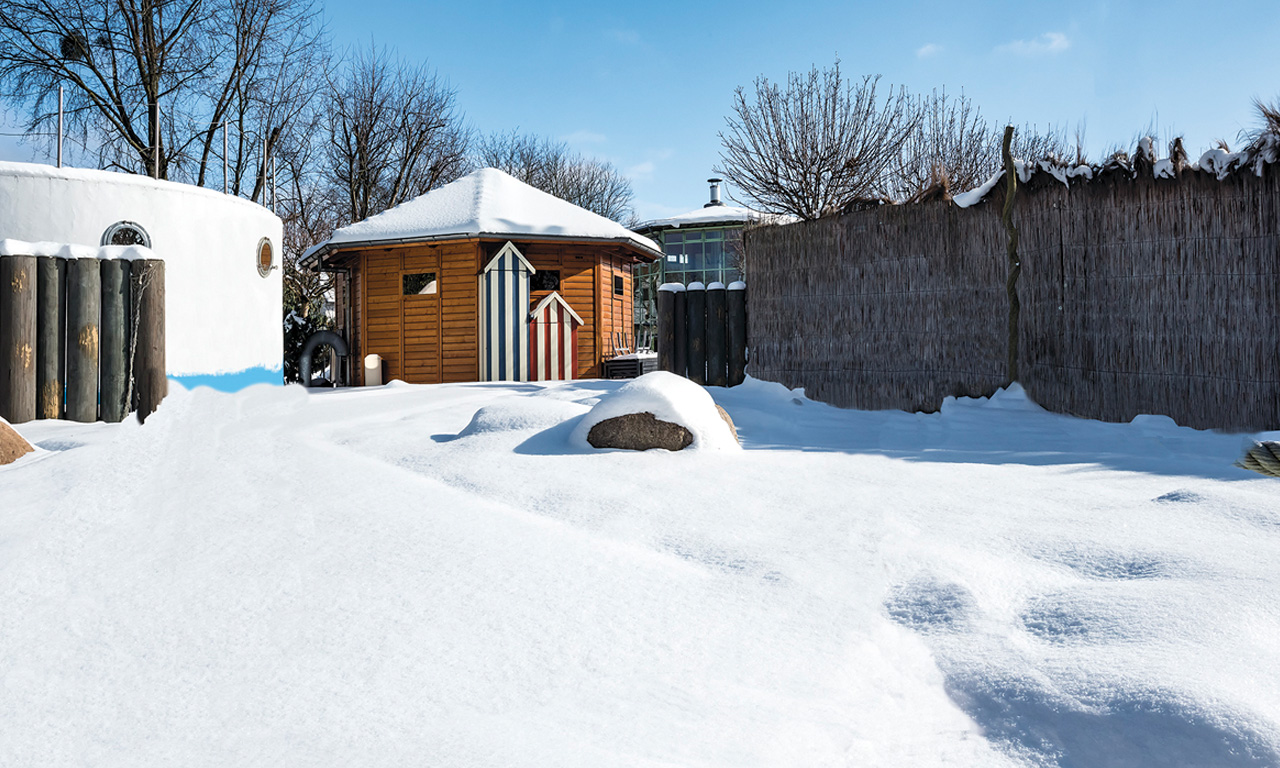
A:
[[257, 238, 274, 277], [101, 221, 151, 248]]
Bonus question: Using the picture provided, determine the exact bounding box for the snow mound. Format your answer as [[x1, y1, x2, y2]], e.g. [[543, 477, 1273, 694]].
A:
[[457, 398, 589, 437], [570, 371, 741, 451]]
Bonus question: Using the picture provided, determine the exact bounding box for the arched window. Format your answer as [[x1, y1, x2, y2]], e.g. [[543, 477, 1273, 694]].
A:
[[101, 221, 151, 248], [257, 238, 274, 277]]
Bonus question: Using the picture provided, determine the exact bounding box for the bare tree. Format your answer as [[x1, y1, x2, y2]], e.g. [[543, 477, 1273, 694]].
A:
[[717, 62, 918, 220], [476, 130, 634, 223], [1007, 122, 1069, 167], [888, 88, 990, 201], [325, 44, 470, 224], [0, 0, 325, 190]]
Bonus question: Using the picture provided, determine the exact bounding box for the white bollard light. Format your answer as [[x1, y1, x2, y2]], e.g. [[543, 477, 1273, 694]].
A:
[[364, 354, 383, 386]]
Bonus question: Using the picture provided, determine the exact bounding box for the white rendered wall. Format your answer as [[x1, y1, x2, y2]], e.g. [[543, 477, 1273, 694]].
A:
[[0, 161, 282, 378]]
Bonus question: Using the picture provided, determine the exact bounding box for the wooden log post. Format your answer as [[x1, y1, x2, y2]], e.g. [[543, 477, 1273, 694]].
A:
[[727, 281, 747, 387], [36, 257, 66, 419], [0, 255, 38, 423], [130, 259, 166, 423], [656, 282, 678, 373], [66, 258, 101, 423], [673, 287, 688, 379], [686, 281, 707, 385], [1001, 124, 1021, 384], [99, 259, 131, 423], [705, 282, 727, 387]]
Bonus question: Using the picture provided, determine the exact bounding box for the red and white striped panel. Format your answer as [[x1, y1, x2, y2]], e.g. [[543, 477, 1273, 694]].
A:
[[529, 292, 581, 381]]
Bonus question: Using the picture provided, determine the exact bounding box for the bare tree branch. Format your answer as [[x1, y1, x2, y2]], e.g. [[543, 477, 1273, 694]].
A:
[[717, 62, 918, 220], [476, 130, 635, 223]]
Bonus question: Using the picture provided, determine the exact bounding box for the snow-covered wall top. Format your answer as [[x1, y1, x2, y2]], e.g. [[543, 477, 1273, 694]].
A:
[[312, 168, 660, 260], [952, 135, 1280, 209], [0, 238, 155, 261], [0, 161, 282, 380]]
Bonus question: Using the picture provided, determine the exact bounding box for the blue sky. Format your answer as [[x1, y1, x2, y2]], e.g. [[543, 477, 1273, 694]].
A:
[[4, 0, 1278, 221]]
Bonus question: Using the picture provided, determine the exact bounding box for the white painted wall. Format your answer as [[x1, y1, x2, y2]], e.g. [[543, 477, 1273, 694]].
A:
[[0, 161, 282, 377]]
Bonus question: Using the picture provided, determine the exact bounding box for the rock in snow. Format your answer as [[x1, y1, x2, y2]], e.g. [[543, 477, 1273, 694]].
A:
[[0, 417, 34, 465], [573, 371, 741, 451]]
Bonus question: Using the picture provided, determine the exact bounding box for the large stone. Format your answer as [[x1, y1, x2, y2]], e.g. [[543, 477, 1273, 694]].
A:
[[587, 412, 694, 451], [0, 419, 34, 465]]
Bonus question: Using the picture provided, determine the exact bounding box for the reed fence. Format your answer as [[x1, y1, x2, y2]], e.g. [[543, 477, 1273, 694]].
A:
[[745, 164, 1280, 430]]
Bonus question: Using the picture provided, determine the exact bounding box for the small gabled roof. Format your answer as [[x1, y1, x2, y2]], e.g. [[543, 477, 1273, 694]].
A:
[[483, 241, 536, 274], [529, 291, 583, 325], [304, 168, 660, 267]]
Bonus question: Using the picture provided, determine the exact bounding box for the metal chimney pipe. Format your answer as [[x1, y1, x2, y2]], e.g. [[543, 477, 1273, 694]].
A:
[[56, 87, 63, 168], [705, 177, 723, 207]]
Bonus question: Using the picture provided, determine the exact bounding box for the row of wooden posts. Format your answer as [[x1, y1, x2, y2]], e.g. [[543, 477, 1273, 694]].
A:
[[656, 281, 747, 387], [0, 254, 166, 425]]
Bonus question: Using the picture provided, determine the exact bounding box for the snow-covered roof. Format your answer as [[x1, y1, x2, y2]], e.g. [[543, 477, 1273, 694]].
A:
[[306, 168, 661, 264], [0, 160, 274, 216], [635, 204, 795, 233]]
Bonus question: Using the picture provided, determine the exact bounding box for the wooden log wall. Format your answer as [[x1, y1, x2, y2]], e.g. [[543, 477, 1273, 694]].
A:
[[656, 281, 748, 388], [745, 164, 1280, 430], [0, 254, 165, 425]]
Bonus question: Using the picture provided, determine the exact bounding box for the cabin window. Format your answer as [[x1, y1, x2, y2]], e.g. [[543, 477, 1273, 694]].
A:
[[101, 221, 151, 248], [403, 272, 438, 295], [256, 238, 274, 277], [613, 274, 624, 296], [531, 270, 560, 292]]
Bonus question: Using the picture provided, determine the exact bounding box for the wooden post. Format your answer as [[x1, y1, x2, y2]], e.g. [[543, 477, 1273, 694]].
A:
[[1001, 125, 1021, 383], [686, 282, 706, 385], [66, 258, 101, 423], [706, 282, 727, 387], [36, 257, 66, 419], [131, 259, 166, 423], [0, 255, 38, 423], [727, 281, 747, 387], [100, 259, 131, 422], [657, 283, 678, 373], [673, 287, 688, 379]]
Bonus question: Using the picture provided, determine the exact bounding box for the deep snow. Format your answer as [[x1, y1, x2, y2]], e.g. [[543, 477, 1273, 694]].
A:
[[2, 376, 1278, 767]]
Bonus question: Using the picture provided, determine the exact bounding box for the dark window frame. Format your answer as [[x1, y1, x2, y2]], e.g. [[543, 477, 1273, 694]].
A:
[[403, 272, 438, 296]]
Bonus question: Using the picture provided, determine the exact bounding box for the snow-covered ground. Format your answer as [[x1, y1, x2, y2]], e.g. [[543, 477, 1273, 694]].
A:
[[2, 377, 1278, 767]]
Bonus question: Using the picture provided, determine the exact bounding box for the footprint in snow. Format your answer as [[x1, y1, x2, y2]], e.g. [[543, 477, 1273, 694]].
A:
[[884, 577, 975, 633], [1021, 592, 1137, 644], [1154, 489, 1205, 504]]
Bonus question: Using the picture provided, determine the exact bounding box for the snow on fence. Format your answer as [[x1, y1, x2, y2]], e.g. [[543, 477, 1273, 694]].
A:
[[745, 160, 1280, 430], [657, 281, 748, 387], [0, 247, 166, 425]]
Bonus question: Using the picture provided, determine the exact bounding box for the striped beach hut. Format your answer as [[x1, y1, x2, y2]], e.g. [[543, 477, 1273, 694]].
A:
[[302, 168, 660, 384], [479, 241, 534, 381], [529, 292, 582, 381]]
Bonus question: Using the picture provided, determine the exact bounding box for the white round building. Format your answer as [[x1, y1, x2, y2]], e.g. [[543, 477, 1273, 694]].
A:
[[0, 161, 282, 390]]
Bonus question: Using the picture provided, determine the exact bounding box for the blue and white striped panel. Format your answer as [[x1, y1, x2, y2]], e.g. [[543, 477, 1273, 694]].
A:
[[480, 247, 531, 382]]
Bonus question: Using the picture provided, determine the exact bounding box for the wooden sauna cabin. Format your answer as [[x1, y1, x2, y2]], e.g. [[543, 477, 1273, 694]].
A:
[[302, 168, 661, 385]]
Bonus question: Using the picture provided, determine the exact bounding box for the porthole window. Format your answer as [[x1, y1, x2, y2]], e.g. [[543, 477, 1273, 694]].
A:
[[101, 221, 151, 248], [257, 238, 274, 277]]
